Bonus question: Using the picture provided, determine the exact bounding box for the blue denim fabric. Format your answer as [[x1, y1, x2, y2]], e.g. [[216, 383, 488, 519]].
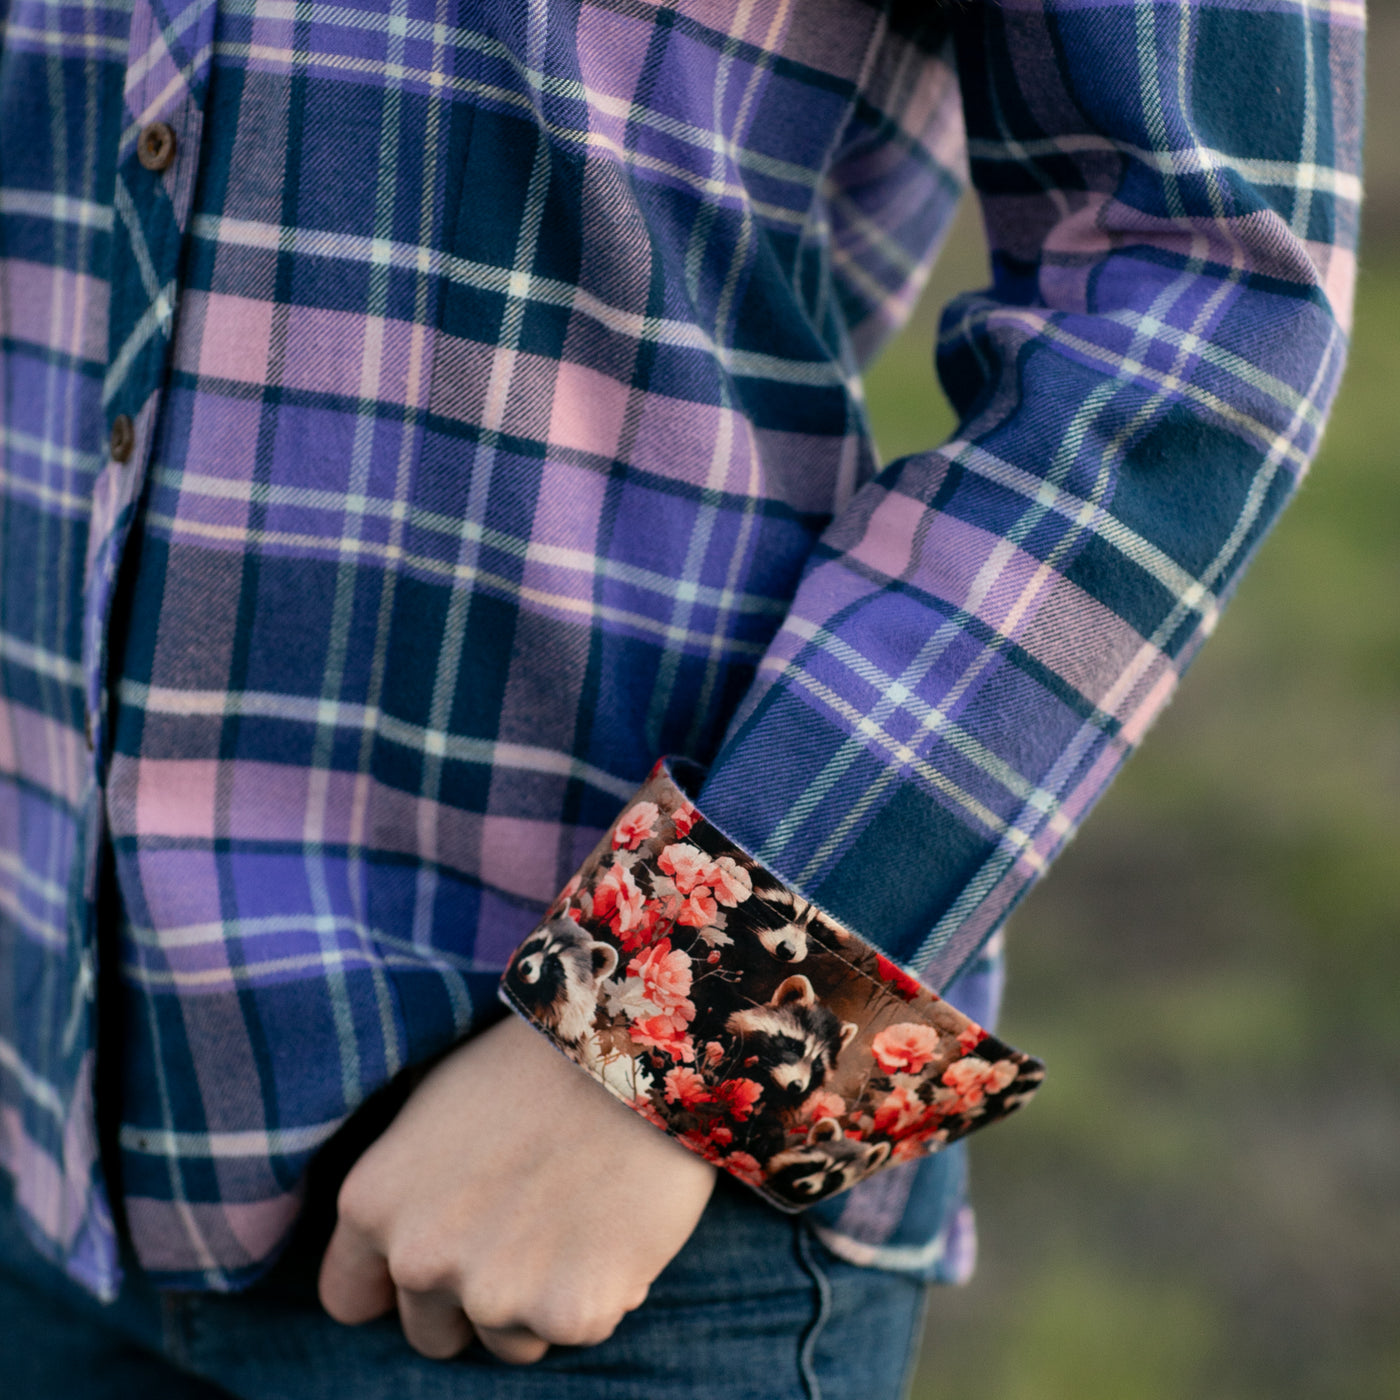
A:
[[0, 1173, 928, 1400]]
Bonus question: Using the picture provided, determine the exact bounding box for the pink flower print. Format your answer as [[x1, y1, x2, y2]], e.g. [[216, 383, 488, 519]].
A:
[[957, 1024, 987, 1056], [613, 801, 660, 851], [671, 799, 699, 838], [592, 863, 644, 934], [658, 843, 710, 894], [872, 1023, 942, 1075], [719, 1151, 764, 1187], [891, 1129, 947, 1164], [800, 1089, 847, 1122], [872, 1085, 941, 1141], [940, 1057, 1017, 1112], [616, 903, 664, 955], [628, 938, 694, 1012], [712, 1077, 763, 1121], [703, 1041, 725, 1067], [676, 887, 718, 928], [705, 855, 752, 907], [664, 1066, 713, 1109], [875, 954, 923, 1002], [631, 1012, 696, 1063]]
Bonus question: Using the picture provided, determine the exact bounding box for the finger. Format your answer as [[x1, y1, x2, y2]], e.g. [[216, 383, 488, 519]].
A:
[[396, 1286, 476, 1360], [473, 1323, 551, 1366], [319, 1222, 396, 1325]]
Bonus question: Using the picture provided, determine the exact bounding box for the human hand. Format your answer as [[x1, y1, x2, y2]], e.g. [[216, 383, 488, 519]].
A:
[[317, 1012, 718, 1363]]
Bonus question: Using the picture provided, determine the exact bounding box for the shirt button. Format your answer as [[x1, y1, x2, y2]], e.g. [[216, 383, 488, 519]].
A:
[[137, 121, 177, 172], [109, 414, 135, 463]]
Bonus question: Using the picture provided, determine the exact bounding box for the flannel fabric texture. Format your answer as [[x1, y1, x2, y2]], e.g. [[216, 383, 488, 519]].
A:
[[0, 0, 1363, 1298]]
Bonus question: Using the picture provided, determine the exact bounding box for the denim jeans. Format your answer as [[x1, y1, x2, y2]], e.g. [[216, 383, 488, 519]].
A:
[[0, 1171, 928, 1400]]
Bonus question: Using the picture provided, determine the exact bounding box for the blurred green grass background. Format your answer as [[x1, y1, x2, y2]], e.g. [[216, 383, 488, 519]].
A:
[[861, 25, 1399, 1396]]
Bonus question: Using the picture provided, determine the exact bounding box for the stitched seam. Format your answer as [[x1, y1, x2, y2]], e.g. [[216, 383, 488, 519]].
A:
[[794, 1222, 832, 1400], [694, 814, 948, 1016]]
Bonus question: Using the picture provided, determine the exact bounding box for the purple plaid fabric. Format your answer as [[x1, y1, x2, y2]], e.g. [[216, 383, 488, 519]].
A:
[[0, 0, 1363, 1299]]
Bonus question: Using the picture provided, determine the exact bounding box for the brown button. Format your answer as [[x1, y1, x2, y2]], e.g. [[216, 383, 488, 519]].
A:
[[109, 414, 135, 463], [137, 121, 177, 172]]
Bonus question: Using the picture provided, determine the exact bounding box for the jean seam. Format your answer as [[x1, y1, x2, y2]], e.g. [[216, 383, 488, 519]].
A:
[[793, 1221, 832, 1400], [896, 1285, 932, 1400]]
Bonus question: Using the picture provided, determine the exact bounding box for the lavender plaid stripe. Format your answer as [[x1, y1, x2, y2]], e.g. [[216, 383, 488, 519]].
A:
[[0, 0, 1362, 1298]]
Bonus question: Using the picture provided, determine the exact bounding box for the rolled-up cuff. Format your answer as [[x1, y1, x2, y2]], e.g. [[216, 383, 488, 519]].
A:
[[499, 758, 1044, 1212]]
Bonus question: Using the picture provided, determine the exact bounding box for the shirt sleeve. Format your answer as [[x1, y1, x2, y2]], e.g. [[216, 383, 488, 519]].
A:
[[497, 0, 1363, 1209], [695, 0, 1363, 989]]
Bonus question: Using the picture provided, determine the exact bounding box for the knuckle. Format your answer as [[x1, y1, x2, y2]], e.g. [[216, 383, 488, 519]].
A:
[[533, 1297, 620, 1348], [387, 1238, 455, 1295], [334, 1165, 381, 1232], [461, 1289, 518, 1334]]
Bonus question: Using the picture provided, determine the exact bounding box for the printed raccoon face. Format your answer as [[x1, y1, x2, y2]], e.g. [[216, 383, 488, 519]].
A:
[[508, 917, 619, 1046], [754, 920, 809, 964], [766, 1118, 892, 1204], [724, 975, 858, 1104], [744, 875, 846, 964]]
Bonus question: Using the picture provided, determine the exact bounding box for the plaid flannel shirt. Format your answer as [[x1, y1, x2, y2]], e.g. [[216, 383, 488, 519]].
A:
[[0, 0, 1362, 1299]]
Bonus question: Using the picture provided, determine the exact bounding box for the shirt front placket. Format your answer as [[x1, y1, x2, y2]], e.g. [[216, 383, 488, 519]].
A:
[[60, 0, 218, 1299]]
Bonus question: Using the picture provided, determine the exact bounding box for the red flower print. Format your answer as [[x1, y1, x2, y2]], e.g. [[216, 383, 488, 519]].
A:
[[872, 1085, 942, 1141], [592, 863, 645, 934], [707, 950, 721, 964], [705, 855, 752, 908], [940, 1057, 1017, 1112], [676, 887, 718, 928], [614, 800, 660, 851], [875, 954, 923, 1002], [671, 799, 699, 838], [718, 1151, 764, 1187], [616, 903, 664, 954], [891, 1130, 947, 1164], [712, 1077, 763, 1121], [800, 1089, 846, 1121], [631, 1012, 695, 1063], [628, 938, 694, 1012], [872, 1023, 942, 1075], [957, 1024, 986, 1056], [658, 842, 710, 894], [680, 1124, 733, 1161], [664, 1066, 713, 1108]]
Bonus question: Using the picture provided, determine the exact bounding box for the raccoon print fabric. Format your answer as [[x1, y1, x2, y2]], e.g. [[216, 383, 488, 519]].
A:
[[500, 759, 1044, 1211]]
